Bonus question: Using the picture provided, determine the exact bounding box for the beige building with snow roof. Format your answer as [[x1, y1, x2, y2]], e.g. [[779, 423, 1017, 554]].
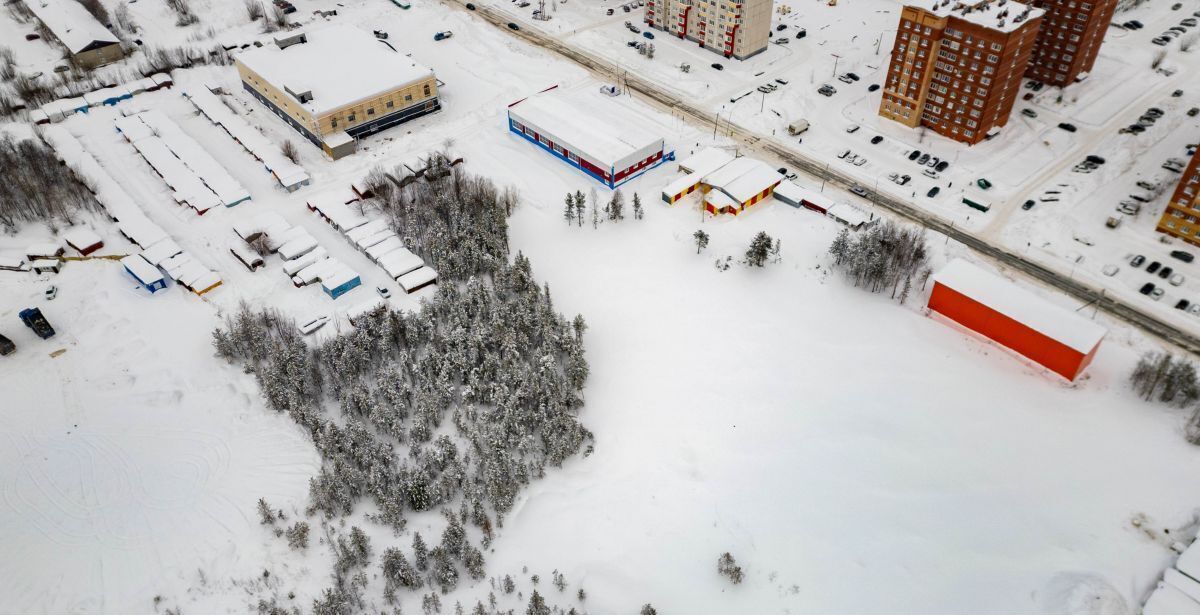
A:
[[236, 26, 440, 159], [22, 0, 124, 69]]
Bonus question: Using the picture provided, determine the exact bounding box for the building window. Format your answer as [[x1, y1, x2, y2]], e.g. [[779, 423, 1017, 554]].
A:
[[347, 114, 356, 122], [386, 101, 394, 109], [423, 84, 431, 97], [367, 108, 375, 116], [331, 119, 337, 128]]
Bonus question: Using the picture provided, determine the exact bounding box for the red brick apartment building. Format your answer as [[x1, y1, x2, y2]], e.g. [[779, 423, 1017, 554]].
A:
[[879, 0, 1045, 145], [1156, 149, 1200, 246], [1025, 0, 1118, 86]]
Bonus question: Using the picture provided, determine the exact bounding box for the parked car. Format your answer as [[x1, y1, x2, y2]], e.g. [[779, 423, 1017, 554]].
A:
[[434, 31, 453, 40], [838, 149, 851, 159], [817, 85, 835, 95], [838, 74, 854, 84], [908, 150, 922, 161], [465, 3, 478, 9], [377, 286, 392, 299], [935, 160, 949, 172], [44, 285, 57, 300], [1103, 264, 1120, 276], [1140, 282, 1156, 295], [796, 28, 807, 38], [976, 178, 993, 190], [926, 156, 940, 168], [923, 168, 939, 179], [1058, 122, 1077, 132], [19, 307, 54, 339], [926, 186, 940, 198], [1022, 199, 1036, 210], [868, 84, 880, 92], [846, 72, 860, 81], [1170, 250, 1195, 263], [849, 185, 868, 197], [643, 31, 655, 39], [776, 24, 787, 31], [853, 157, 867, 166], [1152, 287, 1165, 300], [1131, 254, 1146, 268], [711, 62, 724, 70], [1171, 273, 1186, 286], [1021, 108, 1038, 118], [0, 334, 14, 356], [1160, 266, 1174, 279], [1086, 155, 1106, 165], [870, 135, 884, 145], [1148, 260, 1163, 274], [507, 22, 520, 30], [845, 123, 860, 133], [1176, 299, 1191, 311]]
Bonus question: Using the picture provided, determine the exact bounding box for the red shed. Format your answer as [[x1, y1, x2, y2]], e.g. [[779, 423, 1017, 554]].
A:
[[63, 228, 104, 256], [928, 259, 1106, 381]]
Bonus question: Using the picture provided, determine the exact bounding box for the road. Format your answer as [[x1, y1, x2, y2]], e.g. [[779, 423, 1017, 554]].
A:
[[457, 0, 1200, 354]]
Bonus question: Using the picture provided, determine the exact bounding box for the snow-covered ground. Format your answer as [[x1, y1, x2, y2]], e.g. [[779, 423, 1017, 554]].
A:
[[2, 0, 1200, 613]]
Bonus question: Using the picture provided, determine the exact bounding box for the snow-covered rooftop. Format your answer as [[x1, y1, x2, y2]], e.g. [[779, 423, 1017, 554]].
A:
[[236, 25, 435, 117], [21, 0, 119, 54], [62, 227, 102, 250], [1144, 583, 1200, 615], [702, 157, 783, 204], [923, 0, 1044, 35], [1178, 537, 1200, 584], [121, 254, 164, 285], [398, 266, 437, 292], [826, 203, 875, 229], [933, 259, 1106, 354], [508, 88, 664, 169], [677, 147, 735, 176]]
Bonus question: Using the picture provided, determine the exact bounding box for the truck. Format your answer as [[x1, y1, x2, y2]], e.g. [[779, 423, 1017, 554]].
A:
[[19, 307, 55, 339], [787, 119, 810, 135], [961, 193, 992, 213], [434, 31, 453, 41]]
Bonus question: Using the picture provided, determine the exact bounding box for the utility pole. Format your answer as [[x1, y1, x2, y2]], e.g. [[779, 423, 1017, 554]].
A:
[[831, 53, 841, 78]]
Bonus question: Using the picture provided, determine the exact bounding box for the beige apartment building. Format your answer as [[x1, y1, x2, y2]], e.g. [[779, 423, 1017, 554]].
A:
[[236, 26, 440, 159], [644, 0, 773, 60]]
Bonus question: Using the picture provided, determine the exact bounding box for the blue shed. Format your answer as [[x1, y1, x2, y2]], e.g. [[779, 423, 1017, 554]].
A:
[[321, 268, 361, 299], [121, 254, 167, 293]]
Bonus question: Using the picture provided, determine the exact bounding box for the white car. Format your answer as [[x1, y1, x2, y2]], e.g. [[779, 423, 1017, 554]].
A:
[[845, 124, 860, 133], [1102, 264, 1119, 277], [44, 285, 57, 300], [853, 157, 867, 166], [298, 315, 330, 335], [1170, 273, 1186, 286], [377, 285, 392, 298]]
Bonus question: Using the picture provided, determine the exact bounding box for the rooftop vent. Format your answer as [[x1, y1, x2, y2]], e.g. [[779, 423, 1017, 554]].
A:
[[284, 84, 313, 104], [274, 32, 308, 49]]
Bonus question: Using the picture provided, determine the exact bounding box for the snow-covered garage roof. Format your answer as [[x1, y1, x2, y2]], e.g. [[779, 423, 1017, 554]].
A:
[[677, 147, 735, 176], [236, 25, 434, 117], [1143, 583, 1200, 615], [933, 259, 1106, 354], [1178, 537, 1200, 584], [702, 157, 783, 204], [508, 89, 664, 169], [22, 0, 119, 54]]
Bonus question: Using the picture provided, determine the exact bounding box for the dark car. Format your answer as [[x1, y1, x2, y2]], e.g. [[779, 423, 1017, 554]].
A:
[[776, 24, 787, 31], [1085, 155, 1106, 165], [908, 150, 922, 161], [0, 334, 13, 356], [918, 153, 931, 164], [868, 84, 880, 92], [935, 160, 949, 172], [927, 186, 940, 198], [1147, 260, 1163, 274], [795, 28, 807, 39], [466, 2, 476, 8], [870, 135, 884, 145], [712, 63, 724, 70], [1140, 282, 1156, 295], [1174, 89, 1185, 97], [1160, 266, 1174, 279], [777, 167, 788, 175], [1171, 250, 1195, 263], [846, 72, 860, 81], [1022, 199, 1035, 210], [1131, 254, 1146, 268], [1177, 299, 1191, 311], [507, 22, 520, 30], [1058, 122, 1077, 132]]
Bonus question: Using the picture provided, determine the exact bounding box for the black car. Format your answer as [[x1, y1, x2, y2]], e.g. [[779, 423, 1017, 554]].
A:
[[0, 334, 13, 356], [1148, 260, 1163, 274], [1022, 199, 1035, 210], [908, 150, 922, 161], [777, 167, 788, 175], [1085, 155, 1106, 165], [776, 24, 787, 31], [466, 2, 476, 8], [1131, 254, 1147, 268], [1174, 89, 1185, 97], [1140, 282, 1156, 295], [1171, 250, 1195, 263], [1058, 122, 1077, 132], [846, 72, 860, 81], [1177, 299, 1191, 310], [507, 22, 520, 30], [870, 135, 884, 145], [927, 186, 940, 198], [868, 84, 880, 92], [712, 63, 724, 70], [935, 160, 949, 172], [1160, 266, 1174, 279], [795, 28, 807, 39]]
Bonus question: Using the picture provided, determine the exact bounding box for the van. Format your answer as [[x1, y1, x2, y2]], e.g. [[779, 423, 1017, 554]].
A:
[[1130, 192, 1154, 203], [962, 194, 991, 212], [788, 119, 810, 135]]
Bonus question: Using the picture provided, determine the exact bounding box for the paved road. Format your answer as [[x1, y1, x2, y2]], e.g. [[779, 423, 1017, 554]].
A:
[[460, 0, 1200, 354]]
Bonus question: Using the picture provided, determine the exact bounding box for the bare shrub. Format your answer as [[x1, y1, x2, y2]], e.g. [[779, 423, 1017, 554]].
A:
[[245, 0, 264, 20], [114, 2, 137, 34], [0, 47, 16, 82], [263, 3, 288, 32], [717, 552, 744, 584], [76, 0, 110, 27], [165, 0, 200, 26], [281, 139, 300, 164]]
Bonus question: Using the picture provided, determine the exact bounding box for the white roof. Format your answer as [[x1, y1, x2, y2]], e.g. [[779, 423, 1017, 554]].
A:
[[367, 236, 406, 262], [933, 259, 1107, 354], [1178, 537, 1200, 583], [704, 189, 740, 212], [826, 202, 873, 228], [398, 266, 437, 291], [356, 230, 396, 250], [233, 212, 287, 240], [663, 172, 703, 200], [283, 247, 327, 275], [140, 238, 183, 266], [703, 157, 783, 204], [31, 258, 61, 269], [379, 248, 424, 279], [21, 0, 119, 54], [508, 89, 664, 169], [183, 88, 309, 190], [120, 254, 164, 284], [278, 233, 319, 261], [296, 257, 341, 283], [927, 0, 1044, 34], [1144, 583, 1200, 615], [774, 180, 834, 210], [236, 25, 435, 117], [677, 147, 735, 175], [321, 266, 360, 290], [346, 219, 389, 243], [228, 241, 263, 264], [1166, 569, 1200, 604]]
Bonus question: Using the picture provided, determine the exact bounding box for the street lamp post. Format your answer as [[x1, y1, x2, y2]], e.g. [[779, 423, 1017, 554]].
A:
[[831, 53, 841, 79]]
